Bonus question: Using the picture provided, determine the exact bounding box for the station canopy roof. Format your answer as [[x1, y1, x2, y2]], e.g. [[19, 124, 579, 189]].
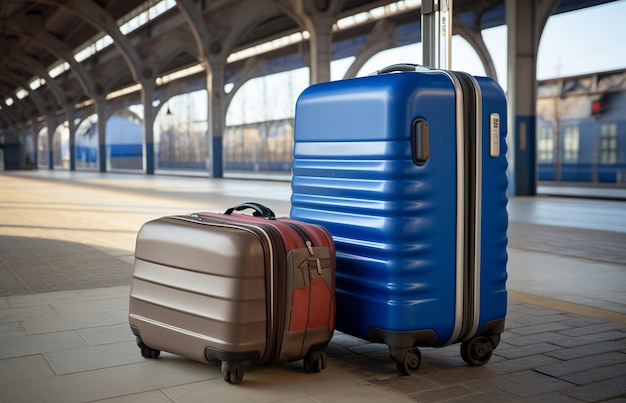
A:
[[0, 0, 616, 129]]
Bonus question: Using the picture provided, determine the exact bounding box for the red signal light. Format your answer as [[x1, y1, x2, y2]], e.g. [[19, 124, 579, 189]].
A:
[[591, 99, 602, 114]]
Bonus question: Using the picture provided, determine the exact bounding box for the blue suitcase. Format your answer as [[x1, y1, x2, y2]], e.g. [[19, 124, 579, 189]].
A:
[[290, 64, 508, 374]]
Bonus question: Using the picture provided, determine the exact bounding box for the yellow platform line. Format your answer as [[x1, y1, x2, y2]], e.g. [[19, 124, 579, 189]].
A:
[[508, 290, 626, 325]]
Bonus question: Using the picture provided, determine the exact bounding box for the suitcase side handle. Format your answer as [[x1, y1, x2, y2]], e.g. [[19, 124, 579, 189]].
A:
[[376, 63, 432, 75], [224, 202, 276, 220], [412, 118, 430, 164]]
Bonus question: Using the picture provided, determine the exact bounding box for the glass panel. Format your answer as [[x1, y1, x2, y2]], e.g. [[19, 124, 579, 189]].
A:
[[155, 90, 208, 171], [538, 127, 554, 162], [600, 124, 618, 165], [563, 125, 579, 163]]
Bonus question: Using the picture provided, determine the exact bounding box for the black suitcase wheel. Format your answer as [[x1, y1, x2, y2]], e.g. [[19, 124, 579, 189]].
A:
[[221, 361, 244, 384], [139, 344, 160, 359], [393, 347, 421, 376], [461, 336, 493, 366], [303, 351, 327, 373], [134, 334, 160, 359]]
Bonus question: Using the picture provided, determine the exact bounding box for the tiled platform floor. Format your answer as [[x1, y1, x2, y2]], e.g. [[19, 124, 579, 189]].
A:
[[0, 171, 624, 402]]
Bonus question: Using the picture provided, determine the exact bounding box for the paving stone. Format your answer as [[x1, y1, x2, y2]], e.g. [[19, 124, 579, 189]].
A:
[[44, 341, 144, 375], [544, 341, 625, 360], [0, 236, 132, 297], [418, 364, 494, 387], [551, 330, 626, 348], [535, 352, 626, 378], [0, 355, 55, 385], [0, 331, 89, 360], [549, 335, 591, 348], [503, 319, 526, 330], [512, 322, 573, 336], [370, 372, 439, 394], [494, 341, 516, 352], [499, 370, 575, 398], [331, 332, 369, 348], [87, 390, 174, 403], [560, 317, 606, 327], [513, 305, 563, 317], [446, 390, 522, 402], [559, 322, 625, 337], [21, 311, 122, 335], [508, 312, 571, 326], [495, 342, 562, 359], [409, 384, 475, 401], [489, 354, 562, 374], [502, 331, 565, 347], [521, 392, 590, 403], [0, 304, 59, 324], [0, 358, 214, 403], [0, 321, 27, 339], [324, 343, 352, 358], [348, 342, 389, 355], [561, 375, 626, 402], [562, 362, 626, 385], [76, 324, 135, 346]]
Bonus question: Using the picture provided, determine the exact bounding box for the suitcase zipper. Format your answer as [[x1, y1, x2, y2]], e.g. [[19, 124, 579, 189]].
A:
[[283, 222, 323, 276], [442, 71, 482, 345]]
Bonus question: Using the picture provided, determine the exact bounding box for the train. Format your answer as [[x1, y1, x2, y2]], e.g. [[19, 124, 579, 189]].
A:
[[71, 117, 295, 172], [222, 119, 293, 172], [73, 113, 144, 170], [40, 68, 626, 184], [156, 118, 293, 171], [536, 69, 626, 184], [42, 113, 295, 172]]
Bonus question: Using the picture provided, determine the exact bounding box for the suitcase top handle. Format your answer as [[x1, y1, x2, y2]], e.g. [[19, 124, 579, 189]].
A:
[[375, 63, 432, 75], [224, 202, 276, 220]]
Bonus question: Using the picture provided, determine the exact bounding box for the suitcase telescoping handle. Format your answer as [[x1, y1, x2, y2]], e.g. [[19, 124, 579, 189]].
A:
[[224, 202, 276, 220]]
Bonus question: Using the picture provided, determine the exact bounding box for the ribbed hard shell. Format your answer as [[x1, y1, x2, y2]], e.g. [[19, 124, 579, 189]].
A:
[[290, 71, 508, 346], [129, 217, 268, 361]]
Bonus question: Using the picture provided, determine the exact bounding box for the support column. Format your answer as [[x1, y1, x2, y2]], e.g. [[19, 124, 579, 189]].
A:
[[507, 0, 536, 196], [141, 82, 155, 175], [46, 116, 55, 170], [67, 108, 76, 171], [291, 0, 342, 85], [95, 97, 107, 172], [30, 121, 39, 169], [307, 14, 334, 84], [207, 59, 225, 178], [506, 0, 559, 196]]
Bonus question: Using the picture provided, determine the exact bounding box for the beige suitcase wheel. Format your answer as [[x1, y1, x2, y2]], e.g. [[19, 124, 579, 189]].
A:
[[221, 361, 244, 384], [135, 335, 160, 359], [140, 345, 160, 358], [303, 351, 327, 373]]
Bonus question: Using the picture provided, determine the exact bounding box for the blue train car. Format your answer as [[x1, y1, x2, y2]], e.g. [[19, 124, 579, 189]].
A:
[[76, 114, 143, 169], [223, 118, 293, 173], [537, 69, 626, 184]]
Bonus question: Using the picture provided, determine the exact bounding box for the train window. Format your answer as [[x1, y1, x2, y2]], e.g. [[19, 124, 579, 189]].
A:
[[224, 118, 294, 173], [538, 127, 555, 162], [600, 124, 618, 164], [563, 125, 580, 163]]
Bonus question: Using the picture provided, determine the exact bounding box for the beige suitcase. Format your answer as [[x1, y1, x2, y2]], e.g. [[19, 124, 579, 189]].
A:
[[129, 203, 335, 384]]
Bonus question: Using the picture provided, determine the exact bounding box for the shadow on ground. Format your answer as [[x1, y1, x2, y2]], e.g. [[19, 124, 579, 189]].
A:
[[0, 235, 132, 296]]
